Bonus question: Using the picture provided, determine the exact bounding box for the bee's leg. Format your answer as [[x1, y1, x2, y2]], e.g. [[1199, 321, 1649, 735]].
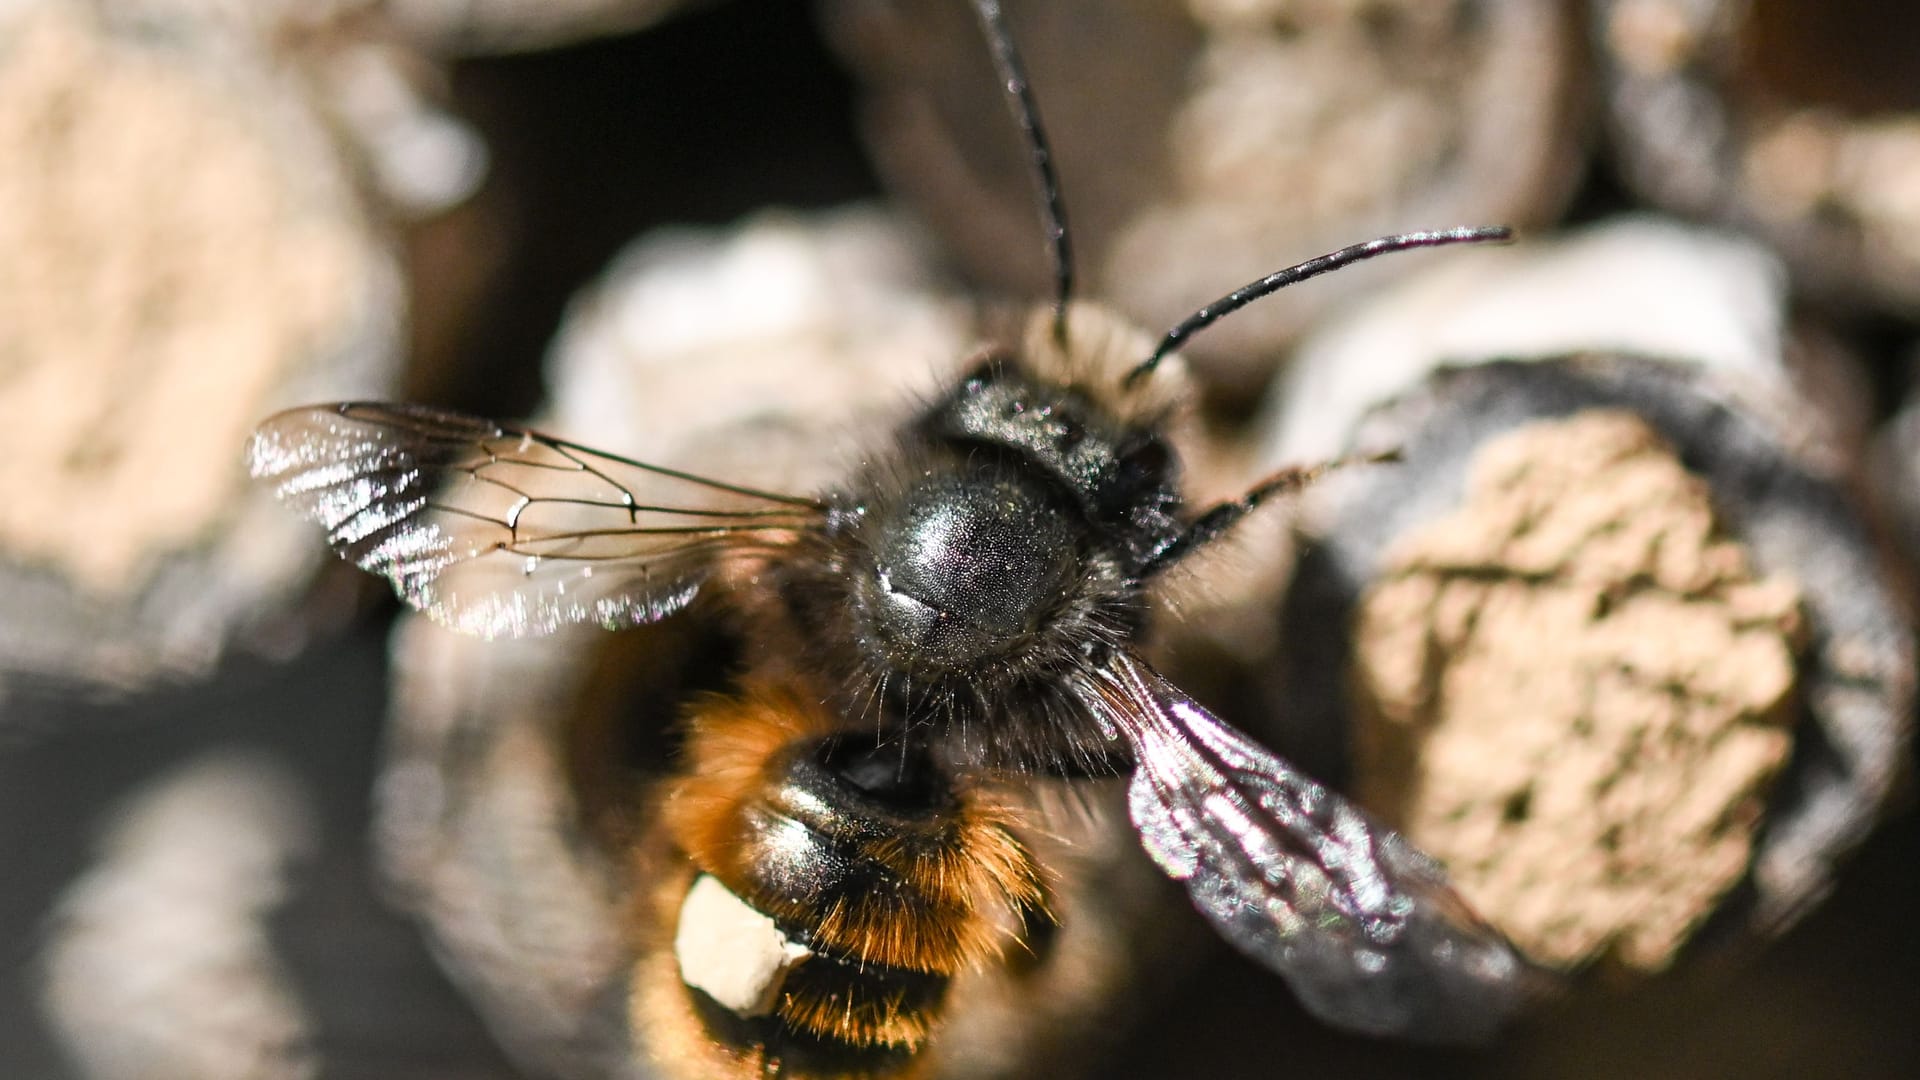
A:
[[1140, 450, 1400, 577]]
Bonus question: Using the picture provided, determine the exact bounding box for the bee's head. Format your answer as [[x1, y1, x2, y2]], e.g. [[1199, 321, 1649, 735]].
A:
[[851, 467, 1084, 677]]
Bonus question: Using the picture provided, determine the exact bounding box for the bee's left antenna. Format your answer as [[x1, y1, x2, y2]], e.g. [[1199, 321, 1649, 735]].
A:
[[1123, 226, 1515, 388], [970, 0, 1073, 346]]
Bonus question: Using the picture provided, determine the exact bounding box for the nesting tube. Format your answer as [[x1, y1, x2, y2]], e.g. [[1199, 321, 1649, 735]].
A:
[[1595, 0, 1920, 316], [1258, 218, 1913, 976]]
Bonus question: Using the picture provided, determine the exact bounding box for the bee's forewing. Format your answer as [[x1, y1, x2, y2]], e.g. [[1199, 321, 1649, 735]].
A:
[[1080, 654, 1544, 1042], [249, 402, 825, 638]]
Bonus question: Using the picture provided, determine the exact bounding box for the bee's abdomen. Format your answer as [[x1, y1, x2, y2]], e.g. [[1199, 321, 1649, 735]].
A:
[[658, 681, 1043, 1071]]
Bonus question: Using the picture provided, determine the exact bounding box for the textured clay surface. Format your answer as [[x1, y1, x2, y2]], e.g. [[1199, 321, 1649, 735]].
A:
[[1352, 410, 1804, 971], [0, 9, 368, 595]]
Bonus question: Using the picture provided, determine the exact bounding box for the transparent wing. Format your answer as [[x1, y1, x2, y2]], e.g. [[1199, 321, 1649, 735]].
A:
[[1077, 654, 1543, 1042], [249, 402, 827, 638]]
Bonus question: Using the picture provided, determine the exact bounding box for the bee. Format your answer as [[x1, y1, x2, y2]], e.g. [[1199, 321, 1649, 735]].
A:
[[248, 1, 1540, 1074]]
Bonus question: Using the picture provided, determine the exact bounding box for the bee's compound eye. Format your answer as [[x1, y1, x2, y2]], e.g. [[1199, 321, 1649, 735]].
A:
[[674, 874, 812, 1017], [1115, 435, 1172, 490]]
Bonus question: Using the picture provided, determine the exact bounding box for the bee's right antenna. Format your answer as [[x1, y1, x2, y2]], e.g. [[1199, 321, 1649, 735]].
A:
[[970, 0, 1074, 347], [1122, 226, 1514, 389]]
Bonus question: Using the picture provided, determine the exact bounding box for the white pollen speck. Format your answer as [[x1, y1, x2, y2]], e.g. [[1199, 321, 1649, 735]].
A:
[[675, 875, 810, 1016]]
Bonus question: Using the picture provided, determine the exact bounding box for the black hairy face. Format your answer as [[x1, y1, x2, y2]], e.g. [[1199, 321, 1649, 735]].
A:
[[778, 358, 1181, 771], [856, 468, 1085, 676]]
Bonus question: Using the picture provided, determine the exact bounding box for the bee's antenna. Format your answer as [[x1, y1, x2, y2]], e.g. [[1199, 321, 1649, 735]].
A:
[[970, 0, 1073, 346], [1122, 226, 1514, 388]]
